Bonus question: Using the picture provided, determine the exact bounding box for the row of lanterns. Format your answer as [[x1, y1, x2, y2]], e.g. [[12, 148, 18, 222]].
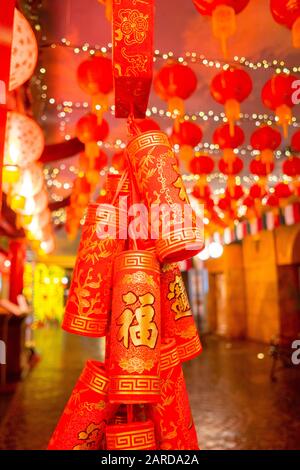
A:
[[3, 9, 54, 254], [192, 1, 300, 57]]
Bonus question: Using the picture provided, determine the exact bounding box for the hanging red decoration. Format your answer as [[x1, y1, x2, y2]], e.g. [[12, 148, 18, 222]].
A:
[[249, 183, 267, 199], [250, 125, 281, 174], [113, 0, 154, 118], [270, 0, 300, 48], [274, 181, 293, 199], [172, 121, 203, 165], [62, 200, 127, 337], [109, 250, 161, 404], [213, 123, 244, 174], [76, 113, 109, 158], [218, 155, 243, 174], [261, 73, 298, 137], [77, 56, 113, 120], [106, 420, 156, 450], [9, 9, 38, 91], [112, 150, 127, 172], [282, 156, 300, 176], [192, 0, 250, 57], [189, 154, 214, 175], [154, 63, 197, 129], [225, 183, 244, 200], [160, 264, 202, 362], [192, 183, 212, 201], [48, 361, 118, 450], [127, 130, 203, 262], [210, 68, 252, 135], [150, 339, 199, 450], [266, 194, 280, 208]]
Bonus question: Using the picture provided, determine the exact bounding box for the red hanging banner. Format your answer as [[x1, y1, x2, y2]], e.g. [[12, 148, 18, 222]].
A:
[[112, 0, 154, 118], [0, 0, 15, 210]]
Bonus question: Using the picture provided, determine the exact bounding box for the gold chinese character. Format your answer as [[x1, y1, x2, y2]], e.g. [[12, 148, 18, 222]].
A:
[[168, 275, 192, 320], [117, 292, 158, 349]]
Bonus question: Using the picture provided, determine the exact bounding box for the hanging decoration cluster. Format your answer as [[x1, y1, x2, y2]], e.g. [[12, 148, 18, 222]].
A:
[[2, 8, 54, 253]]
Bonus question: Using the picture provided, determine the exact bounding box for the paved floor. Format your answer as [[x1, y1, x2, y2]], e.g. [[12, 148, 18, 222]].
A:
[[0, 328, 299, 450]]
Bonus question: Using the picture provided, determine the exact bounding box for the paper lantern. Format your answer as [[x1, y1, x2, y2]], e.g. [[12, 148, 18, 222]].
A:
[[106, 420, 156, 450], [218, 195, 231, 211], [192, 0, 249, 57], [189, 154, 214, 175], [150, 339, 199, 450], [172, 121, 203, 165], [213, 123, 245, 149], [261, 74, 298, 137], [249, 183, 266, 199], [5, 162, 44, 200], [160, 263, 202, 362], [3, 112, 44, 184], [62, 202, 127, 337], [266, 194, 280, 208], [76, 113, 109, 158], [249, 157, 275, 178], [250, 125, 282, 172], [154, 64, 197, 128], [48, 361, 118, 450], [112, 151, 127, 172], [270, 0, 300, 47], [77, 56, 113, 120], [210, 68, 252, 135], [9, 9, 38, 91], [127, 130, 203, 263], [192, 183, 212, 201], [109, 250, 161, 404], [282, 156, 300, 176], [274, 181, 292, 199], [225, 183, 244, 200], [218, 155, 243, 175]]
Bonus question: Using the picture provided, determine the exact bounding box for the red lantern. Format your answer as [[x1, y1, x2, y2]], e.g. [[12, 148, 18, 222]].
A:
[[150, 339, 199, 450], [218, 195, 231, 211], [48, 361, 118, 450], [266, 194, 280, 207], [283, 156, 300, 176], [127, 130, 203, 263], [192, 1, 250, 57], [274, 182, 292, 199], [76, 113, 109, 158], [291, 130, 300, 151], [210, 68, 252, 135], [77, 56, 113, 120], [250, 125, 282, 151], [190, 154, 214, 174], [154, 64, 197, 129], [243, 196, 255, 208], [261, 74, 298, 137], [192, 183, 212, 200], [9, 9, 38, 91], [270, 0, 300, 47], [172, 122, 203, 167], [213, 123, 245, 149], [249, 158, 275, 176], [225, 183, 244, 200], [218, 155, 243, 174], [109, 250, 161, 404], [249, 183, 266, 199], [112, 151, 127, 172]]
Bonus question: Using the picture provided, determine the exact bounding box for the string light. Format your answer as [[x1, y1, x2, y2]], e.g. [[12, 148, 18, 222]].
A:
[[40, 38, 300, 74]]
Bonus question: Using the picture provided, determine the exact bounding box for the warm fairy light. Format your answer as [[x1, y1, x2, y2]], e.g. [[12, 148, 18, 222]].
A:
[[208, 242, 224, 259]]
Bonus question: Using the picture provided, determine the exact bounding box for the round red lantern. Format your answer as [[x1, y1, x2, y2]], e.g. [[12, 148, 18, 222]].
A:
[[218, 195, 231, 211], [189, 154, 214, 174], [211, 68, 252, 135], [283, 156, 300, 176], [249, 158, 275, 176], [243, 195, 255, 208], [291, 130, 300, 151], [172, 121, 203, 167], [154, 63, 197, 129], [213, 123, 245, 149], [112, 151, 127, 172], [266, 194, 280, 208], [249, 183, 267, 199], [274, 182, 292, 199], [192, 1, 250, 57], [270, 0, 300, 47], [225, 183, 244, 199], [76, 113, 109, 158], [9, 9, 38, 91], [218, 155, 243, 174], [261, 74, 298, 137], [192, 183, 212, 200], [77, 56, 113, 120], [250, 125, 282, 151]]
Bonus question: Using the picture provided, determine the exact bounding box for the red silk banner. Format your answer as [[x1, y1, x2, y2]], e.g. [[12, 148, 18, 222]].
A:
[[0, 0, 15, 210], [113, 0, 154, 118]]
